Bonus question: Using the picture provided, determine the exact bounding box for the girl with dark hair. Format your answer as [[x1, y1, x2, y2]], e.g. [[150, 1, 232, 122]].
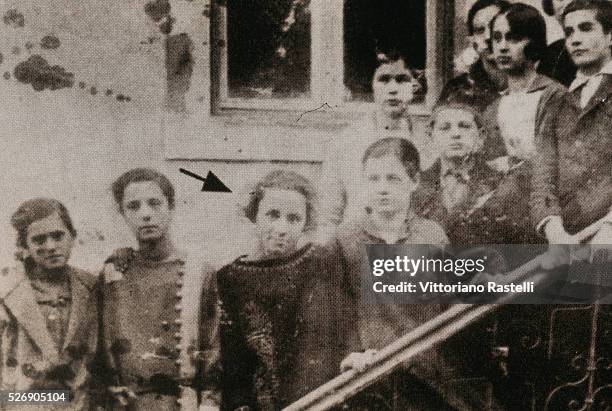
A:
[[1, 198, 98, 410], [217, 169, 354, 410], [480, 3, 566, 244], [97, 168, 220, 410]]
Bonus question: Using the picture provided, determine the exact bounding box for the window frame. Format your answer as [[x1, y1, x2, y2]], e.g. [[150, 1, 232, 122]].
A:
[[211, 0, 454, 114], [163, 0, 454, 161]]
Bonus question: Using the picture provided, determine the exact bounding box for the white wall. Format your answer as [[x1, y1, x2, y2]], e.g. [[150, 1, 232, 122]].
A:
[[0, 0, 321, 271]]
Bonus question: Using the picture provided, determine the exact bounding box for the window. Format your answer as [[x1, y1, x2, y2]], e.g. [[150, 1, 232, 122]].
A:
[[343, 0, 426, 102], [212, 0, 454, 112]]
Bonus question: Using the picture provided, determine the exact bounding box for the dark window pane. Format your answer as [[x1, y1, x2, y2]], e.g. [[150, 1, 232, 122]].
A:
[[227, 0, 311, 99], [344, 0, 426, 102]]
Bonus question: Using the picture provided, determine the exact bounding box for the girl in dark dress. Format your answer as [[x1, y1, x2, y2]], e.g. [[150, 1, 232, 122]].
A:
[[217, 170, 354, 411], [98, 168, 219, 410]]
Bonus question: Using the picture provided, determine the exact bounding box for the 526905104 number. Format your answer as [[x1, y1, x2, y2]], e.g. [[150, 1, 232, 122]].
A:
[[1, 390, 70, 404]]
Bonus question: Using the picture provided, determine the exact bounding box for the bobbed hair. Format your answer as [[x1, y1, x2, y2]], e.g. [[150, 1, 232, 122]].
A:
[[491, 3, 548, 62], [362, 137, 420, 180], [11, 198, 77, 250], [244, 170, 317, 231], [112, 168, 175, 212]]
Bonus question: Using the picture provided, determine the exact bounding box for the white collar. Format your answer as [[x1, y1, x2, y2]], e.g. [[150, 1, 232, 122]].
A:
[[569, 60, 612, 92]]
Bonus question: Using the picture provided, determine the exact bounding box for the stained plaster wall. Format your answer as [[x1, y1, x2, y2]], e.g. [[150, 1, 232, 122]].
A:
[[0, 0, 565, 271], [0, 0, 321, 271]]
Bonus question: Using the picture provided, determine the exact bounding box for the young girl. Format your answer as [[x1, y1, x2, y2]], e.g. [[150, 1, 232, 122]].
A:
[[319, 50, 422, 229], [336, 137, 478, 410], [98, 168, 219, 410], [1, 198, 98, 410], [217, 170, 353, 410]]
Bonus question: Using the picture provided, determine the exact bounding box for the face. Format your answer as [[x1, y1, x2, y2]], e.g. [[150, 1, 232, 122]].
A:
[[552, 0, 572, 23], [471, 5, 501, 62], [363, 154, 418, 216], [564, 10, 612, 73], [121, 181, 173, 243], [432, 108, 481, 159], [492, 15, 531, 74], [26, 213, 74, 271], [254, 188, 307, 258], [372, 59, 415, 118]]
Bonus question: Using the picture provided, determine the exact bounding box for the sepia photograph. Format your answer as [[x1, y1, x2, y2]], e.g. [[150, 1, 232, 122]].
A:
[[0, 0, 610, 409]]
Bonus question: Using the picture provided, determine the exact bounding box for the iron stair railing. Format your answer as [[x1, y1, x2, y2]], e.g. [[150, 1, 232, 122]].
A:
[[284, 255, 554, 411]]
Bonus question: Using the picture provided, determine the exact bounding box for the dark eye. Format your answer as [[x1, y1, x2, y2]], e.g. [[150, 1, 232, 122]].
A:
[[395, 74, 412, 83], [564, 27, 574, 37], [459, 121, 473, 129], [578, 22, 594, 32], [438, 122, 451, 131], [368, 175, 379, 182], [31, 235, 46, 246], [377, 74, 391, 83], [126, 201, 140, 211], [474, 26, 485, 35], [387, 174, 401, 182], [492, 32, 502, 42], [148, 198, 162, 208], [266, 209, 281, 220], [287, 214, 303, 224], [50, 231, 65, 241]]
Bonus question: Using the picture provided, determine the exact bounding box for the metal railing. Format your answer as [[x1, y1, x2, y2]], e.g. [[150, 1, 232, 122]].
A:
[[284, 256, 553, 411]]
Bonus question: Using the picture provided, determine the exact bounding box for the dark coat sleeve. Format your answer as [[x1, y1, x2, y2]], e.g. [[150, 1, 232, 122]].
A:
[[530, 96, 565, 229]]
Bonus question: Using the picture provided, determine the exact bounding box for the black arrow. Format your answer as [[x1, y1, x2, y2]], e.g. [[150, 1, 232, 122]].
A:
[[179, 168, 232, 192]]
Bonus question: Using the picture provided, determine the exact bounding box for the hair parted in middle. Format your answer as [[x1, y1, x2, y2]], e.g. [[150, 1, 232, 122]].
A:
[[491, 2, 548, 62], [244, 169, 317, 231]]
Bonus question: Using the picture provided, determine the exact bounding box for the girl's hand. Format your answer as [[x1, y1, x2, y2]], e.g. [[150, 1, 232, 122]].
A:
[[107, 386, 137, 407], [340, 349, 377, 373]]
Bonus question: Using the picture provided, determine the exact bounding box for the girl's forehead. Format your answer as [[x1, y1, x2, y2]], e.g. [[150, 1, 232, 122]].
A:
[[260, 188, 306, 206], [123, 180, 164, 200], [374, 59, 412, 75], [27, 212, 68, 236]]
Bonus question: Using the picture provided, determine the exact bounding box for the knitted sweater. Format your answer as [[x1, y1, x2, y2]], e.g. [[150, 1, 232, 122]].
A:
[[217, 243, 354, 411]]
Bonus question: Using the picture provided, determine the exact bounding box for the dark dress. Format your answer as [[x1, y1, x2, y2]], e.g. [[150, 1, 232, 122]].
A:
[[217, 243, 353, 411], [98, 248, 219, 411]]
